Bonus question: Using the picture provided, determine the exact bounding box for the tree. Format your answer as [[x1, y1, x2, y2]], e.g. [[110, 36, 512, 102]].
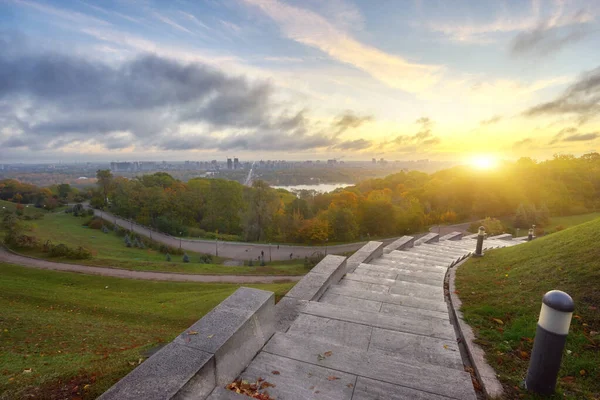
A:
[[57, 184, 72, 199], [326, 206, 358, 242], [241, 180, 279, 241], [183, 253, 190, 263], [96, 169, 114, 206]]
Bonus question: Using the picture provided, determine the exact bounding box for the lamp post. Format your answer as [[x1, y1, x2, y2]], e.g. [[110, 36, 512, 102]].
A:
[[215, 237, 218, 257], [325, 238, 329, 256], [516, 228, 520, 238], [474, 226, 485, 257], [269, 243, 272, 262], [179, 232, 182, 249]]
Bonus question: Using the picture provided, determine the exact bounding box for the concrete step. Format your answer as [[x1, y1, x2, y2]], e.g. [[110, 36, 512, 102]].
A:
[[356, 263, 446, 281], [402, 249, 458, 263], [353, 376, 454, 400], [370, 258, 448, 274], [320, 291, 382, 313], [384, 252, 452, 265], [439, 231, 463, 241], [343, 274, 445, 298], [302, 301, 454, 340], [288, 313, 373, 351], [336, 278, 391, 294], [379, 302, 449, 321], [489, 233, 513, 240], [414, 233, 440, 246], [207, 387, 251, 400], [369, 327, 463, 370], [353, 265, 445, 287], [419, 243, 470, 256], [262, 332, 476, 399], [383, 236, 415, 254], [327, 285, 448, 313], [240, 351, 356, 400]]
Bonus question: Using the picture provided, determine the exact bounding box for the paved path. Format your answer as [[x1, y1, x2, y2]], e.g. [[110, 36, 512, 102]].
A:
[[93, 209, 405, 261], [0, 248, 301, 283], [213, 235, 521, 399]]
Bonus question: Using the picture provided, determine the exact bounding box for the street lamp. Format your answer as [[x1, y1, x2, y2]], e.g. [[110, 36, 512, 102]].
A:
[[325, 238, 329, 256], [215, 237, 218, 257], [516, 228, 520, 238], [269, 243, 272, 262], [179, 232, 183, 249]]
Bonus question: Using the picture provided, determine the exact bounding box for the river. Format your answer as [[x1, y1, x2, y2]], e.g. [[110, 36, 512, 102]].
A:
[[272, 183, 352, 193]]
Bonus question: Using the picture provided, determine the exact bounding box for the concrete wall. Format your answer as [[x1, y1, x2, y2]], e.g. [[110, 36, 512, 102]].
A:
[[99, 287, 275, 400]]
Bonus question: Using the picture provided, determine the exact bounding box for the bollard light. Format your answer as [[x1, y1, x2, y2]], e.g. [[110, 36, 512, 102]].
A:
[[528, 228, 534, 241], [525, 290, 574, 395], [474, 226, 485, 257]]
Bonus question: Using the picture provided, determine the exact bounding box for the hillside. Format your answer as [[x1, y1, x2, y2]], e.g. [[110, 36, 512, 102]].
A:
[[456, 218, 600, 399]]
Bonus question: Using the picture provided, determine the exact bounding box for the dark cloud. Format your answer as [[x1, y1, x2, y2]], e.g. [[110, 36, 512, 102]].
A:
[[512, 138, 533, 150], [480, 115, 502, 125], [510, 11, 592, 57], [563, 132, 599, 142], [549, 127, 577, 145], [0, 34, 369, 153], [332, 138, 372, 150], [524, 66, 600, 123], [332, 112, 373, 136]]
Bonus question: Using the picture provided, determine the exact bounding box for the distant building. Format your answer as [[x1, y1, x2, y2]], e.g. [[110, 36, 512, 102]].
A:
[[234, 158, 240, 170], [227, 158, 233, 170], [372, 158, 377, 164], [110, 162, 133, 172]]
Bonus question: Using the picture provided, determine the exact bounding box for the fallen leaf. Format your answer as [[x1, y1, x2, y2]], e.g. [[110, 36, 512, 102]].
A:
[[492, 318, 504, 325], [579, 369, 586, 376], [317, 354, 326, 361], [23, 369, 32, 374], [561, 376, 575, 383], [347, 383, 354, 388], [323, 351, 333, 357], [187, 331, 199, 335], [271, 370, 280, 375], [207, 334, 214, 339], [327, 376, 340, 381], [443, 345, 449, 350], [83, 384, 91, 390]]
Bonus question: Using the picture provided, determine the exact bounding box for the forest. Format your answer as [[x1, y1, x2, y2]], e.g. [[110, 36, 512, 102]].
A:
[[1, 153, 599, 244]]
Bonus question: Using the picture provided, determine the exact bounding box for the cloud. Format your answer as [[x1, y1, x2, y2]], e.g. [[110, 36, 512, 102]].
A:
[[241, 0, 441, 93], [384, 117, 441, 152], [549, 127, 577, 144], [332, 138, 372, 151], [152, 12, 195, 35], [480, 115, 503, 125], [332, 112, 373, 136], [564, 132, 599, 142], [524, 66, 600, 123], [0, 36, 369, 153], [512, 138, 534, 150], [510, 18, 591, 57]]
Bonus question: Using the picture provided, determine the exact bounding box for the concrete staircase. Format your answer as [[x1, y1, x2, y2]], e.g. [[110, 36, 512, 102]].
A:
[[208, 233, 519, 400]]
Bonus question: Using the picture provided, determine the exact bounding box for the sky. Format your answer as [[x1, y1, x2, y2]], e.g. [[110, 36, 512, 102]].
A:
[[0, 0, 599, 163]]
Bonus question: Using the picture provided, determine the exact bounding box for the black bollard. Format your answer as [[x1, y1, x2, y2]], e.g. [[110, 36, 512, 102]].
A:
[[474, 226, 485, 257], [525, 290, 574, 395], [528, 228, 534, 241]]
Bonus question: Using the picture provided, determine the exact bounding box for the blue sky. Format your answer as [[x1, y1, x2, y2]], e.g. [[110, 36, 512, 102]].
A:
[[1, 0, 599, 163]]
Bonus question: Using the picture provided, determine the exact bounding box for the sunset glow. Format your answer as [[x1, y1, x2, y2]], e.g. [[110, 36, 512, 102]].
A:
[[470, 156, 498, 170]]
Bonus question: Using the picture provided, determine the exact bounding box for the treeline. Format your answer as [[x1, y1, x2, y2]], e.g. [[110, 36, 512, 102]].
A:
[[0, 180, 87, 210], [1, 153, 599, 244]]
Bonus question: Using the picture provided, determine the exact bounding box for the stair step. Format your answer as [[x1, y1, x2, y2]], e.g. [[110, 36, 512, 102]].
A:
[[384, 253, 452, 267], [352, 267, 445, 287], [419, 243, 470, 256], [370, 258, 448, 274], [328, 285, 448, 313], [388, 250, 453, 264], [288, 313, 373, 351], [240, 351, 356, 400], [369, 328, 463, 370], [379, 302, 448, 321], [302, 301, 454, 340], [356, 263, 445, 282], [414, 233, 439, 246], [320, 291, 382, 312], [344, 274, 445, 297], [401, 250, 457, 264], [353, 376, 453, 400], [337, 279, 390, 294], [262, 332, 476, 399]]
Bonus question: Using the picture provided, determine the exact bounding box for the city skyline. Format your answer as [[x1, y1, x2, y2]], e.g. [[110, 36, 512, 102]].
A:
[[1, 0, 599, 164]]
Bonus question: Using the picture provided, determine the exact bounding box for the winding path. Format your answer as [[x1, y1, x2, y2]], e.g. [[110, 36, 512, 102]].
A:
[[0, 248, 301, 283]]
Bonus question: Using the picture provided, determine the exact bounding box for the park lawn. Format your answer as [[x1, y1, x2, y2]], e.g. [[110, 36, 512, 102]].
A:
[[545, 212, 600, 232], [0, 262, 295, 400], [0, 200, 48, 217], [15, 212, 307, 275], [456, 217, 600, 399]]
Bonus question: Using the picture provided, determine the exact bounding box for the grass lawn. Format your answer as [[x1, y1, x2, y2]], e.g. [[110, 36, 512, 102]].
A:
[[456, 217, 600, 399], [544, 212, 600, 232], [0, 262, 295, 400], [10, 212, 307, 276], [0, 200, 48, 217]]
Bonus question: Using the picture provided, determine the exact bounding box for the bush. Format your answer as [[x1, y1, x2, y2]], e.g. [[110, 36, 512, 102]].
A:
[[199, 254, 213, 264], [49, 244, 70, 257], [101, 225, 109, 234], [124, 235, 132, 247], [165, 253, 171, 262], [69, 246, 92, 259], [188, 227, 207, 238], [183, 253, 190, 263], [87, 209, 94, 216], [87, 218, 104, 230], [248, 259, 254, 267], [260, 260, 266, 266], [5, 234, 39, 249], [304, 252, 325, 269]]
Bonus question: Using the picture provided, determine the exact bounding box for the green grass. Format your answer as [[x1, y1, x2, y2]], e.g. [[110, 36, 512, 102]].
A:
[[11, 212, 307, 275], [0, 200, 48, 217], [544, 212, 600, 233], [456, 217, 600, 399], [0, 262, 295, 400]]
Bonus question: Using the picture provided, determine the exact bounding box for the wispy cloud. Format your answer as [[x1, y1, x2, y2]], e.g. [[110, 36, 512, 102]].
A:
[[12, 0, 110, 26], [152, 12, 194, 35], [241, 0, 442, 93], [480, 115, 503, 125]]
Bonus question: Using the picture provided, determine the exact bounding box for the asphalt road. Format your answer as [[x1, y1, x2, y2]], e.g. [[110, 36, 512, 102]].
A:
[[0, 247, 301, 283]]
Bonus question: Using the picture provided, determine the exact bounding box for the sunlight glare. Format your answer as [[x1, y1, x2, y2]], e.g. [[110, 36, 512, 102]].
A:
[[471, 155, 498, 170]]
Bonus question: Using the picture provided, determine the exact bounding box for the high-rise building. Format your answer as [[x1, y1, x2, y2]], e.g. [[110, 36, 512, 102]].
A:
[[233, 158, 240, 170], [227, 158, 233, 170]]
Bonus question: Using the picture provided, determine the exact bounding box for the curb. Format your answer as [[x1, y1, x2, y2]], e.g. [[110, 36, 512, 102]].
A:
[[448, 258, 505, 399]]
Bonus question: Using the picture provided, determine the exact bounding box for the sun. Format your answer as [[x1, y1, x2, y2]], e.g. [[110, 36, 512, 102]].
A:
[[470, 155, 498, 170]]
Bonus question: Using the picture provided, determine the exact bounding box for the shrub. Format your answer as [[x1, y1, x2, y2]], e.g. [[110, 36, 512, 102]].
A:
[[101, 225, 109, 234], [5, 234, 39, 249], [49, 244, 70, 257], [166, 253, 171, 262], [88, 218, 104, 230], [87, 209, 94, 216], [248, 259, 254, 267], [304, 252, 325, 270], [69, 246, 92, 260], [188, 227, 206, 238], [183, 253, 190, 263], [199, 254, 213, 264], [260, 260, 266, 266], [124, 235, 132, 247]]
